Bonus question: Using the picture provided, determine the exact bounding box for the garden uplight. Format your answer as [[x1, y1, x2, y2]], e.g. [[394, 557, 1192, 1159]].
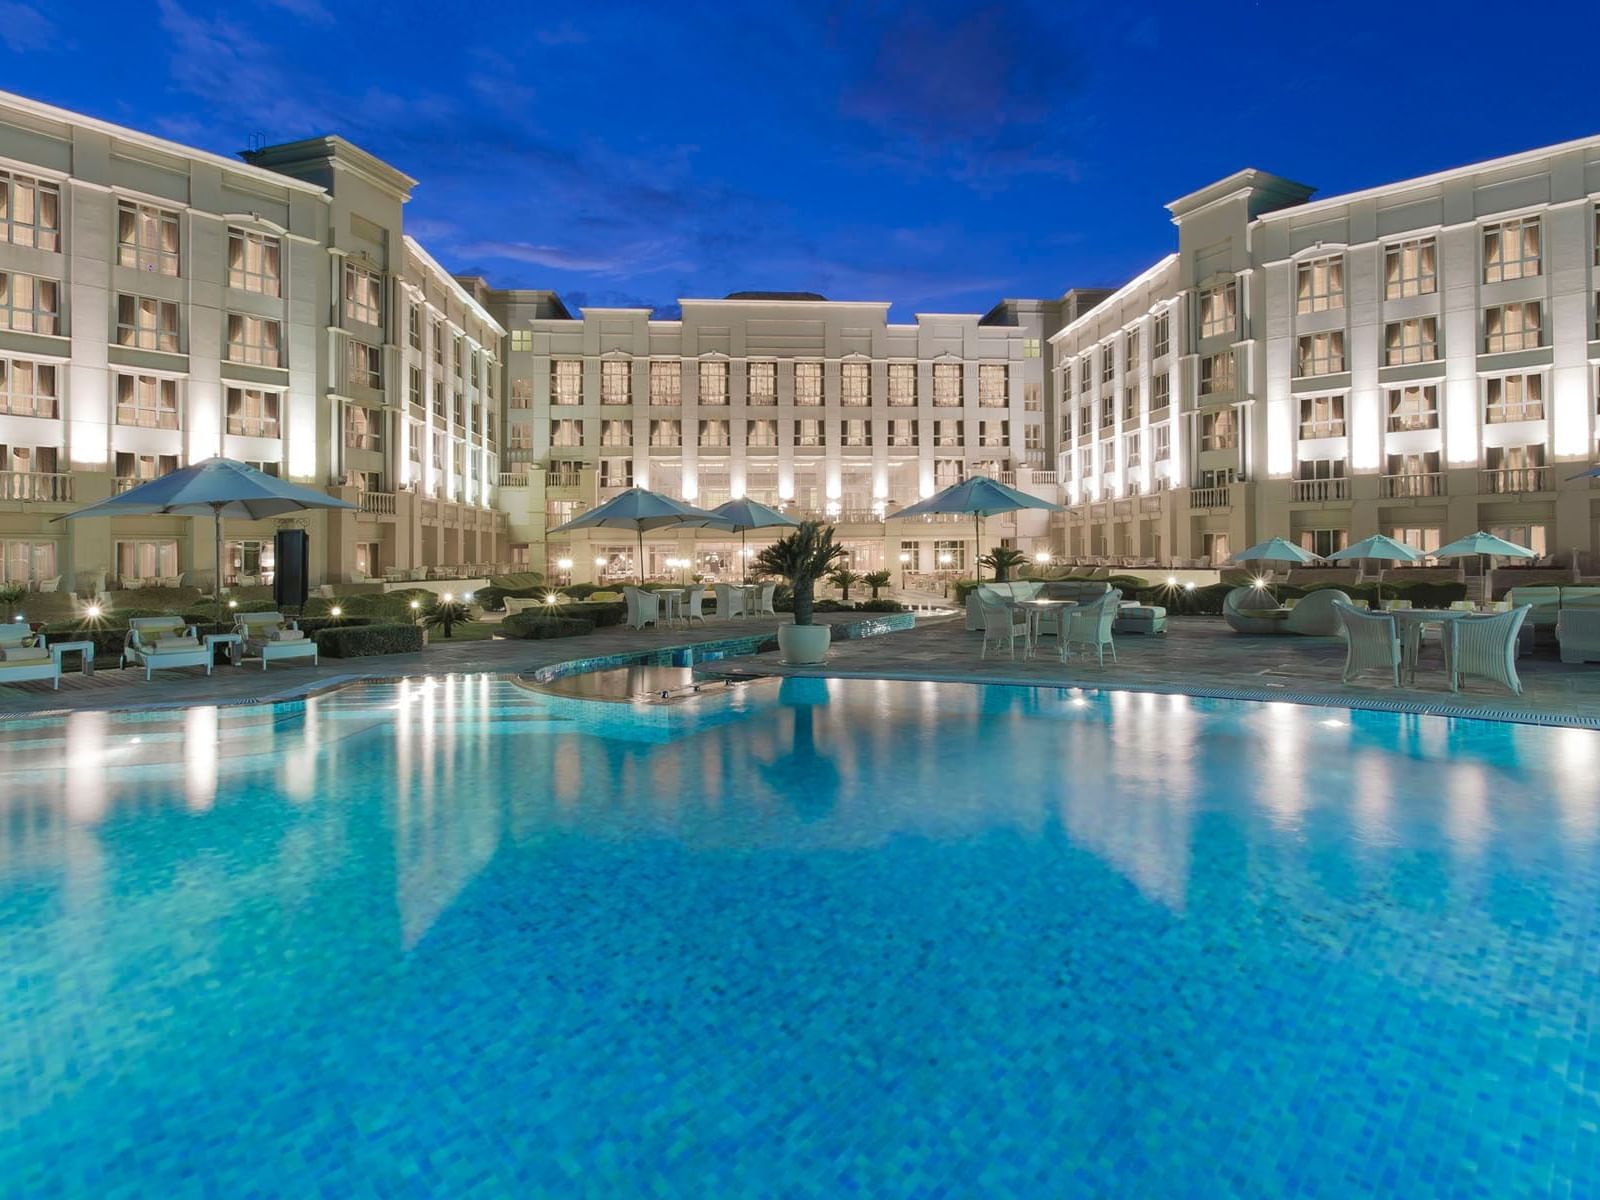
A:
[[228, 599, 238, 610], [557, 558, 573, 571], [330, 606, 342, 617], [410, 599, 420, 610], [85, 604, 102, 619], [1035, 551, 1051, 563], [1252, 578, 1266, 589], [1166, 576, 1178, 587]]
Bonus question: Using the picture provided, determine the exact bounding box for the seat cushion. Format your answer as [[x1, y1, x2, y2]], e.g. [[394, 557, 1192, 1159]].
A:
[[154, 636, 201, 650], [269, 629, 306, 642], [2, 644, 49, 662]]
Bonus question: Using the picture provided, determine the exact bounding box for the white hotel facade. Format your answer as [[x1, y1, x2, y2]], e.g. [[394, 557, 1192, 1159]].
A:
[[0, 85, 1598, 593]]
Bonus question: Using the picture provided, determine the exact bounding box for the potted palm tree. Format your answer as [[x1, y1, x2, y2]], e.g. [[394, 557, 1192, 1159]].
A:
[[979, 545, 1027, 583], [754, 520, 847, 665], [863, 570, 892, 599]]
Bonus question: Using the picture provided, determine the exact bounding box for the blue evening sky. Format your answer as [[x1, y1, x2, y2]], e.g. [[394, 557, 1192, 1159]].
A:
[[3, 0, 1599, 319]]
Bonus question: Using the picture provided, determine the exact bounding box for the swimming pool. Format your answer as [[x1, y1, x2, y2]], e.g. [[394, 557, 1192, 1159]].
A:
[[2, 677, 1597, 1196]]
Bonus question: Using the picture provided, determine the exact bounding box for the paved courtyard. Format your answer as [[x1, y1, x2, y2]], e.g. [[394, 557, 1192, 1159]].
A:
[[5, 611, 1600, 728]]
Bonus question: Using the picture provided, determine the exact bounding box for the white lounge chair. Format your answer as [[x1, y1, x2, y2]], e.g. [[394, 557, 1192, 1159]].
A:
[[1450, 606, 1529, 695], [237, 612, 318, 671], [124, 617, 212, 681], [1061, 588, 1120, 666], [714, 583, 745, 620], [757, 583, 777, 616], [624, 586, 660, 630], [683, 586, 708, 623], [979, 599, 1029, 659], [1334, 602, 1400, 687], [37, 575, 61, 593], [0, 623, 60, 688]]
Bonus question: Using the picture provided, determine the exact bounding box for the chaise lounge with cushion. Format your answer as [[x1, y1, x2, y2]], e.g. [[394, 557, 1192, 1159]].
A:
[[237, 612, 318, 670], [124, 617, 212, 680], [0, 622, 60, 688]]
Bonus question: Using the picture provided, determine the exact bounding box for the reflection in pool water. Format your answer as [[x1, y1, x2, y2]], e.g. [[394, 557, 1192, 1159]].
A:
[[1, 677, 1598, 1196]]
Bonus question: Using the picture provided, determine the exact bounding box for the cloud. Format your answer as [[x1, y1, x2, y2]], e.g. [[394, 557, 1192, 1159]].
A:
[[0, 1, 54, 52], [258, 0, 333, 22], [454, 239, 692, 277]]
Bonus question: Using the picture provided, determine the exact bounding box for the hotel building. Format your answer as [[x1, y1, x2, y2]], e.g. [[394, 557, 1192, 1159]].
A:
[[1051, 136, 1600, 570], [1, 84, 1598, 593]]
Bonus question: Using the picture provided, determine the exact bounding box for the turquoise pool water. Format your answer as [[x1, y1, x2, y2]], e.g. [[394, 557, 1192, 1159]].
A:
[[2, 677, 1598, 1196]]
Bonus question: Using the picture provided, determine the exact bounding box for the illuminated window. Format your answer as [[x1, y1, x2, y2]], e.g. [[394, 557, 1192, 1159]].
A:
[[1483, 303, 1542, 353], [225, 313, 281, 366], [551, 360, 583, 405], [841, 361, 870, 406], [1122, 386, 1138, 422], [1296, 255, 1344, 313], [227, 229, 280, 295], [748, 360, 777, 405], [1197, 281, 1237, 339], [601, 359, 631, 405], [1296, 332, 1344, 377], [699, 359, 729, 405], [649, 359, 680, 405], [346, 340, 381, 390], [932, 362, 963, 407], [699, 419, 730, 446], [1484, 373, 1544, 423], [1200, 352, 1235, 394], [933, 419, 963, 448], [115, 373, 179, 429], [118, 201, 180, 275], [550, 418, 583, 447], [0, 357, 58, 419], [510, 330, 534, 352], [842, 419, 870, 447], [1024, 383, 1041, 412], [1200, 409, 1236, 450], [748, 418, 778, 446], [978, 363, 1008, 407], [0, 171, 60, 251], [510, 378, 532, 409], [795, 361, 824, 405], [1125, 328, 1140, 371], [1153, 311, 1170, 358], [1153, 424, 1170, 462], [225, 387, 280, 438], [1298, 394, 1345, 439], [1124, 432, 1141, 468], [649, 419, 680, 446], [342, 263, 382, 325], [1386, 385, 1437, 432], [1383, 317, 1438, 365], [1022, 337, 1041, 358], [600, 419, 631, 447], [116, 295, 180, 353], [343, 404, 382, 451], [794, 418, 822, 447], [1101, 346, 1115, 385], [0, 272, 59, 334], [887, 362, 916, 406], [1384, 237, 1437, 298], [1151, 372, 1170, 412], [1483, 216, 1541, 283]]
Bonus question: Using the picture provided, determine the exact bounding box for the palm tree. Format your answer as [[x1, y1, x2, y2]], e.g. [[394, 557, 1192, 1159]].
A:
[[863, 569, 892, 599], [753, 521, 847, 626], [422, 596, 473, 639], [827, 566, 861, 602], [978, 545, 1027, 583]]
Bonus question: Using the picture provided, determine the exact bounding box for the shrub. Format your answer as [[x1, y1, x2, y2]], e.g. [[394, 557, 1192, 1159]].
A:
[[314, 623, 424, 658], [422, 597, 474, 638], [499, 612, 595, 639], [588, 590, 622, 603], [753, 522, 847, 626], [855, 599, 907, 613], [561, 600, 626, 628]]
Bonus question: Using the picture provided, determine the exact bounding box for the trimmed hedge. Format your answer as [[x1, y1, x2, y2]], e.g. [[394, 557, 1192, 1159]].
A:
[[499, 612, 595, 639], [313, 623, 424, 658]]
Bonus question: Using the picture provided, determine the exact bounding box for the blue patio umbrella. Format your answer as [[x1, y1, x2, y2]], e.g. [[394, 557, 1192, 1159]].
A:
[[710, 497, 799, 580], [1434, 530, 1536, 596], [1228, 537, 1320, 601], [547, 487, 734, 584], [889, 477, 1063, 579], [54, 457, 356, 622], [1326, 533, 1424, 603]]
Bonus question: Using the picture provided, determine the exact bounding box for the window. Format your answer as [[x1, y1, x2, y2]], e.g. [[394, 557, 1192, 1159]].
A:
[[1079, 447, 1093, 478], [888, 419, 917, 448], [227, 229, 280, 295], [600, 419, 632, 447], [795, 361, 823, 405], [431, 431, 445, 470], [550, 418, 583, 447], [1484, 444, 1546, 493], [932, 362, 961, 406], [0, 357, 57, 419], [888, 362, 916, 406], [1151, 372, 1170, 412], [0, 272, 59, 334], [510, 378, 533, 409], [1200, 409, 1237, 450], [0, 171, 60, 251], [748, 418, 778, 447], [408, 421, 424, 463], [933, 419, 963, 448], [1100, 401, 1115, 429], [408, 305, 421, 350], [1384, 237, 1437, 299], [934, 459, 965, 487], [1024, 424, 1042, 451], [117, 202, 180, 275], [599, 458, 633, 489], [347, 340, 381, 390], [1384, 451, 1442, 496], [601, 359, 631, 405], [842, 419, 870, 447], [978, 363, 1007, 407], [1125, 329, 1140, 371], [1484, 302, 1542, 353], [748, 361, 777, 405], [1483, 216, 1541, 283], [1154, 424, 1170, 462], [407, 365, 422, 409], [344, 404, 381, 450], [699, 419, 730, 447], [452, 336, 464, 377], [1299, 529, 1350, 558], [1124, 432, 1141, 469], [431, 322, 444, 366], [1485, 373, 1544, 423], [342, 263, 382, 325], [1153, 311, 1170, 358], [1079, 404, 1091, 434], [1023, 337, 1041, 359], [978, 419, 1007, 447], [649, 419, 680, 447], [1295, 255, 1344, 313], [1296, 332, 1345, 376], [1023, 382, 1041, 412], [432, 381, 446, 421], [1296, 458, 1345, 486], [1101, 347, 1115, 385], [699, 359, 729, 405], [225, 387, 279, 437], [1384, 317, 1438, 365], [1200, 352, 1235, 395], [115, 295, 180, 352], [649, 359, 680, 405], [1078, 355, 1091, 394], [115, 373, 179, 429], [551, 360, 583, 405], [794, 419, 822, 447], [510, 330, 534, 352], [505, 422, 533, 452], [1197, 281, 1237, 338], [841, 361, 870, 406], [1122, 386, 1138, 422], [1298, 395, 1345, 439], [1386, 384, 1438, 432], [225, 313, 281, 366]]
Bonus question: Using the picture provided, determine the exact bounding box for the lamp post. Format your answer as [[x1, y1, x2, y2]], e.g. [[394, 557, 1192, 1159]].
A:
[[556, 557, 573, 587], [898, 550, 910, 591]]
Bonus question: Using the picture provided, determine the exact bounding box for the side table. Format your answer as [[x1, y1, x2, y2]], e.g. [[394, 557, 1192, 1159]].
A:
[[49, 639, 96, 689]]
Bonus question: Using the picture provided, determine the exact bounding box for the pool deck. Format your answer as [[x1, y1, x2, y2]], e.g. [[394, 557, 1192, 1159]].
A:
[[702, 617, 1600, 729], [5, 609, 1600, 728]]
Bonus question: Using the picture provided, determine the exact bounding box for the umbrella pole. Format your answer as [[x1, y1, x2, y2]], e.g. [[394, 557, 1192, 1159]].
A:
[[213, 504, 225, 627], [974, 512, 982, 580], [637, 529, 644, 587], [741, 527, 748, 583]]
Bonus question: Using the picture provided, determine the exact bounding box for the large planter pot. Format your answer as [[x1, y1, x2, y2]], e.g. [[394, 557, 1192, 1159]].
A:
[[777, 621, 831, 665]]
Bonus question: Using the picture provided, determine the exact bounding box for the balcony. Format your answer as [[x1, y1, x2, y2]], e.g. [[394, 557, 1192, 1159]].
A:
[[1292, 477, 1350, 502], [0, 472, 74, 502], [545, 471, 582, 489], [359, 491, 397, 515], [1482, 467, 1548, 494], [1032, 471, 1058, 485], [1190, 486, 1230, 510], [497, 472, 530, 488], [1380, 473, 1444, 499]]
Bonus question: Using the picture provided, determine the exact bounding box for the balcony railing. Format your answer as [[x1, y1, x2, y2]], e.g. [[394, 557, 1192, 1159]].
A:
[[1380, 473, 1444, 498], [0, 472, 74, 502], [1292, 477, 1350, 502], [544, 471, 582, 489], [1482, 467, 1548, 494], [1190, 485, 1230, 509], [359, 491, 397, 515], [114, 475, 164, 494], [1032, 471, 1058, 484], [497, 472, 530, 488]]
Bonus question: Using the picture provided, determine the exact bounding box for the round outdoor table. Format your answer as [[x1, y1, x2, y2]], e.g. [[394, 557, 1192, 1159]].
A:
[[1013, 598, 1075, 655], [654, 588, 686, 627], [738, 584, 761, 617], [1390, 608, 1473, 689]]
